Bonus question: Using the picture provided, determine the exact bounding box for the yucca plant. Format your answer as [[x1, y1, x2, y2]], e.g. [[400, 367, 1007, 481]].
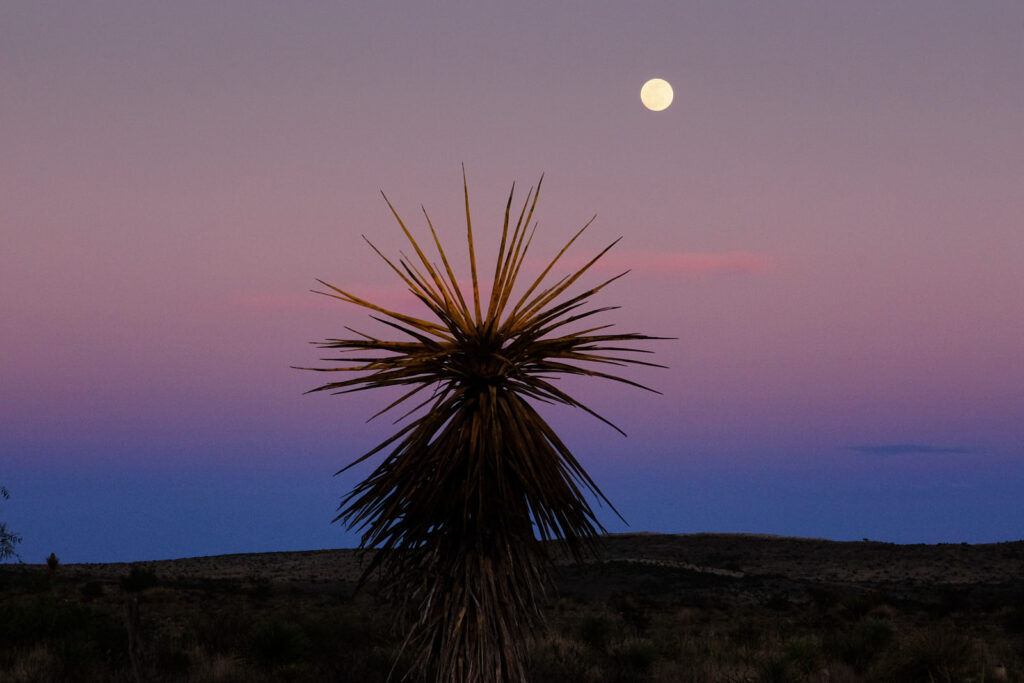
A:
[[300, 171, 665, 683]]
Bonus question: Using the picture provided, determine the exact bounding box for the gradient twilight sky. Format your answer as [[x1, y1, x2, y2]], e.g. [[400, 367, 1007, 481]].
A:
[[3, 2, 1023, 563]]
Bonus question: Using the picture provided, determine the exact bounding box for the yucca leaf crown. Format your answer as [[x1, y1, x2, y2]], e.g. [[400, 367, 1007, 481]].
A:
[[306, 172, 663, 450]]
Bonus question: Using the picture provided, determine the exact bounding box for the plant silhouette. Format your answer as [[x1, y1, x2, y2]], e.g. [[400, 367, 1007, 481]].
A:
[[300, 172, 665, 682], [1, 486, 22, 562]]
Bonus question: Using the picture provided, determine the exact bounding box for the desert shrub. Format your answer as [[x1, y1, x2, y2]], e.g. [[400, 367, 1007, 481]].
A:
[[248, 618, 311, 665], [280, 602, 400, 678], [865, 602, 896, 620], [79, 580, 104, 599], [367, 644, 417, 683], [880, 625, 983, 682], [0, 595, 126, 678], [1004, 599, 1024, 634], [610, 636, 658, 676], [245, 571, 273, 600], [25, 570, 52, 594], [755, 655, 795, 683], [120, 564, 158, 593], [50, 635, 105, 678], [188, 651, 246, 682], [728, 619, 763, 648], [827, 617, 894, 672], [765, 594, 793, 611], [2, 644, 53, 681], [153, 644, 191, 677], [837, 591, 891, 621], [579, 613, 614, 652], [610, 593, 651, 635], [935, 585, 971, 615], [528, 635, 600, 683], [783, 635, 823, 675], [182, 603, 259, 657], [0, 596, 90, 643], [808, 585, 843, 611], [295, 608, 348, 654]]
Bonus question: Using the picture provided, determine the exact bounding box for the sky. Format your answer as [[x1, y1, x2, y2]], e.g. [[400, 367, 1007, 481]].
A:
[[2, 1, 1023, 563]]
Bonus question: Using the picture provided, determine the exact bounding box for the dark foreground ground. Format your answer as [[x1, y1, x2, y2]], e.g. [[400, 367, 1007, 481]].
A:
[[2, 533, 1023, 682]]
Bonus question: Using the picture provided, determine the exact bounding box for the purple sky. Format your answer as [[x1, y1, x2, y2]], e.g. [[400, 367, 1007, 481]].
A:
[[3, 1, 1023, 562]]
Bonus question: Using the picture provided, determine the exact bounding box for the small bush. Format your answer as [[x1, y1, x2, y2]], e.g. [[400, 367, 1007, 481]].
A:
[[120, 565, 158, 593], [578, 614, 613, 652], [828, 617, 895, 671], [0, 595, 126, 676], [611, 636, 658, 675], [609, 593, 650, 635], [26, 571, 52, 594], [79, 581, 104, 599], [528, 635, 598, 683], [783, 635, 823, 675], [245, 572, 273, 600], [881, 625, 983, 682], [154, 646, 191, 676], [727, 620, 762, 648], [1004, 600, 1024, 634], [756, 655, 795, 683], [249, 619, 311, 665], [0, 596, 90, 643]]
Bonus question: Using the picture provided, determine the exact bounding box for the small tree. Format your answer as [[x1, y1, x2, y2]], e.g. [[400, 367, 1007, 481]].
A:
[[1, 486, 23, 562], [300, 172, 666, 682]]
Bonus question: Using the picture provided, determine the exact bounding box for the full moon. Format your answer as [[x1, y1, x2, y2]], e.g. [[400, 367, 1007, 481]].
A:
[[640, 78, 673, 111]]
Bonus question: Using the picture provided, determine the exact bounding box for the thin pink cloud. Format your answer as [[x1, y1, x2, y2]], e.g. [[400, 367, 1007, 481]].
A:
[[240, 251, 770, 314]]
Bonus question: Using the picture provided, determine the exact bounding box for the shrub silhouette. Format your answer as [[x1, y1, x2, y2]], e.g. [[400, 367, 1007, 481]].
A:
[[249, 618, 311, 665], [828, 616, 894, 672], [301, 171, 665, 682], [120, 565, 158, 593], [881, 624, 982, 681], [1, 485, 23, 562]]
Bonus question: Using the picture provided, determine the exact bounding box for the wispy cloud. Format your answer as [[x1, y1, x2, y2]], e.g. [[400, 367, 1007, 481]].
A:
[[845, 444, 974, 456], [241, 250, 771, 313]]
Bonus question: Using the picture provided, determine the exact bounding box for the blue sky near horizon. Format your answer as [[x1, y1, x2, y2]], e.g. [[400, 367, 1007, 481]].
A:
[[3, 1, 1023, 562]]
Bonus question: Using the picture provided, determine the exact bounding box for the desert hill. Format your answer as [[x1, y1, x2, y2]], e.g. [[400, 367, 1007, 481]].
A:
[[3, 533, 1024, 681], [49, 532, 1024, 598]]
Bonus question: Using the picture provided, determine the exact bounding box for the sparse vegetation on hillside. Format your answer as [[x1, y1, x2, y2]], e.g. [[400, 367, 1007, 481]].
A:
[[1, 534, 1023, 682]]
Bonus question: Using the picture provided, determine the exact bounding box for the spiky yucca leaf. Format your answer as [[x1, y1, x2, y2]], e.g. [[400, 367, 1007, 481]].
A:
[[300, 173, 665, 683]]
